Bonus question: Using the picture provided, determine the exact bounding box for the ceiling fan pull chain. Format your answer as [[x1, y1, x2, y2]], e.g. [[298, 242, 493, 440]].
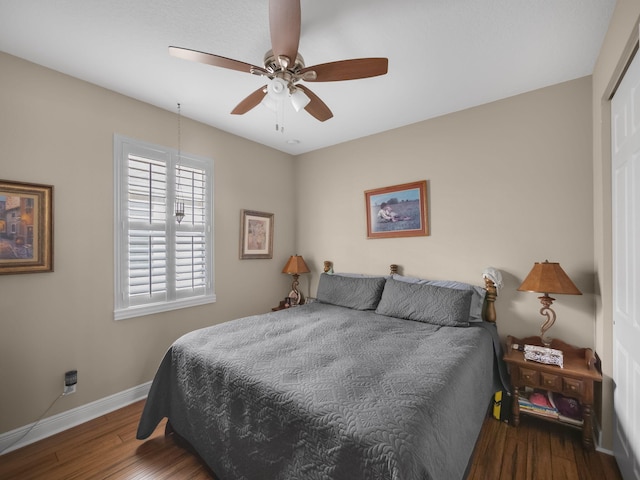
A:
[[277, 100, 285, 133]]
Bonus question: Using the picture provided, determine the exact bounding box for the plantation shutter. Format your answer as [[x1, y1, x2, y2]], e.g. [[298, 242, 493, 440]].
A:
[[114, 134, 215, 320], [127, 155, 168, 305], [175, 165, 208, 297]]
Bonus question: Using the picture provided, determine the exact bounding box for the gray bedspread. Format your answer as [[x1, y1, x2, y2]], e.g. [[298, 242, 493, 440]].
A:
[[137, 302, 500, 480]]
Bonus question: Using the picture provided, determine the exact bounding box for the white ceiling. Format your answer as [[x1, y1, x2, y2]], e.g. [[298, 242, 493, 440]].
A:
[[0, 0, 616, 155]]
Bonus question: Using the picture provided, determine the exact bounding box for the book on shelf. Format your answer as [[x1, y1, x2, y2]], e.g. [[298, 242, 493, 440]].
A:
[[518, 389, 559, 419], [518, 388, 584, 425], [518, 403, 559, 419], [557, 413, 583, 427], [547, 391, 584, 426], [519, 390, 555, 410], [519, 405, 559, 419]]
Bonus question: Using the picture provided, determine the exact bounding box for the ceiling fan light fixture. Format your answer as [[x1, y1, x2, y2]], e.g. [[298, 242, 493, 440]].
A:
[[260, 93, 279, 111], [290, 88, 310, 112], [268, 77, 288, 97], [262, 77, 289, 112]]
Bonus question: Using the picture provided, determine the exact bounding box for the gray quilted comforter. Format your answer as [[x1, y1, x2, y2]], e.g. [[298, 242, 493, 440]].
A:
[[137, 303, 502, 480]]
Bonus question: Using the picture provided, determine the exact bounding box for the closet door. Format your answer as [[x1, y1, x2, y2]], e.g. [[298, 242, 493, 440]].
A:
[[611, 48, 640, 480]]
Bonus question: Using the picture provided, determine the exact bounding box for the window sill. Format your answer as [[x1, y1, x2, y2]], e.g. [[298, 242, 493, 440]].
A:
[[114, 294, 217, 321]]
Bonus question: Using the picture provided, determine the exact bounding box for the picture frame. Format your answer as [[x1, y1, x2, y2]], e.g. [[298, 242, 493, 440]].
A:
[[365, 180, 429, 239], [0, 179, 54, 274], [240, 209, 274, 259]]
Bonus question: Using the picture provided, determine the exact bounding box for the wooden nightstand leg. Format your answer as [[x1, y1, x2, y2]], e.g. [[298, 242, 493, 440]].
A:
[[582, 404, 594, 450], [512, 386, 521, 427]]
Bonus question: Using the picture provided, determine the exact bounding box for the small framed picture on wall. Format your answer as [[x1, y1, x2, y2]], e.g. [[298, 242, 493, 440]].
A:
[[240, 209, 274, 259]]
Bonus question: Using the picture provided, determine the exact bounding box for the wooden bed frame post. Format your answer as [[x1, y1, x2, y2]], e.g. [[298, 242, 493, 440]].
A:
[[483, 277, 498, 323]]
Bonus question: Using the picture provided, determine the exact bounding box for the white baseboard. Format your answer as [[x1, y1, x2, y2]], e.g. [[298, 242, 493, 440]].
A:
[[591, 409, 617, 455], [0, 381, 151, 455], [597, 445, 615, 456]]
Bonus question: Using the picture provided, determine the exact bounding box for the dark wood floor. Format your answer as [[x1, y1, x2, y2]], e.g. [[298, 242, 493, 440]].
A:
[[0, 400, 622, 480], [467, 414, 621, 480]]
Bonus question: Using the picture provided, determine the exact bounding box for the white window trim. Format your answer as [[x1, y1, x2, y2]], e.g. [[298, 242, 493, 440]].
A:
[[113, 134, 215, 320]]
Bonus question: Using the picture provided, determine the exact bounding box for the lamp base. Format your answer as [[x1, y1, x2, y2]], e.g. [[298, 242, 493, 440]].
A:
[[288, 274, 305, 305], [538, 294, 556, 347], [288, 290, 305, 305]]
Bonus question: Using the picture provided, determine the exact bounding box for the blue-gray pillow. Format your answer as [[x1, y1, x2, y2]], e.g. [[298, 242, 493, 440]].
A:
[[375, 278, 473, 327], [316, 273, 386, 310], [392, 274, 486, 322]]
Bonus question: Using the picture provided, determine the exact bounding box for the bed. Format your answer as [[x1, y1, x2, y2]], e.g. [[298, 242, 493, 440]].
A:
[[137, 262, 507, 480]]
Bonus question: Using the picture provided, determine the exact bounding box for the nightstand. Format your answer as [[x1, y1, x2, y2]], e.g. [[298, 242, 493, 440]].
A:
[[503, 335, 602, 450]]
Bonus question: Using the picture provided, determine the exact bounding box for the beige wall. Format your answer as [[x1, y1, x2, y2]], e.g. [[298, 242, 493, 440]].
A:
[[297, 77, 594, 350], [592, 0, 640, 452], [0, 52, 296, 433]]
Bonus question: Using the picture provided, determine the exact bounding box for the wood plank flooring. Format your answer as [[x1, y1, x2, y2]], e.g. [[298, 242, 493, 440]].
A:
[[467, 414, 621, 480], [0, 400, 622, 479]]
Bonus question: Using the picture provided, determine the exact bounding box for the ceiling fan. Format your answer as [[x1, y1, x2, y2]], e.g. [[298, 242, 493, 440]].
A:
[[169, 0, 388, 122]]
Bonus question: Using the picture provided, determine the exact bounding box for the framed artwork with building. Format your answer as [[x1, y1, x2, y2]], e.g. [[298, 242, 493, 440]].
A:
[[0, 180, 53, 274]]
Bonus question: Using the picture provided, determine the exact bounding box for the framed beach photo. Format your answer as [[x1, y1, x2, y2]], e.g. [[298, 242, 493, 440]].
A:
[[240, 209, 274, 259], [365, 180, 429, 239], [0, 180, 54, 274]]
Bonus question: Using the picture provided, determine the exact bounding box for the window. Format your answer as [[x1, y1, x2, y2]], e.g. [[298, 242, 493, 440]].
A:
[[114, 134, 215, 320]]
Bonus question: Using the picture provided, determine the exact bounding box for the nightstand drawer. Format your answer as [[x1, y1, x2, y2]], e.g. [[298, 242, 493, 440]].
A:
[[540, 372, 562, 390], [563, 377, 584, 396], [518, 367, 540, 387]]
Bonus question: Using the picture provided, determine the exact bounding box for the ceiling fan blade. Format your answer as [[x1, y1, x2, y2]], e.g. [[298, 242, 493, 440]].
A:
[[231, 86, 268, 115], [269, 0, 301, 68], [297, 85, 333, 122], [300, 58, 388, 82], [169, 46, 263, 74]]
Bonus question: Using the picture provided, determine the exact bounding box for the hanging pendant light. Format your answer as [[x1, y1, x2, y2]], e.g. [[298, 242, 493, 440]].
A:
[[175, 103, 185, 224]]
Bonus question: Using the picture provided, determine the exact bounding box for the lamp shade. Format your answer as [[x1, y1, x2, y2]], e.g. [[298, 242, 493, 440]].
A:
[[290, 88, 310, 112], [517, 261, 581, 295], [282, 255, 310, 275]]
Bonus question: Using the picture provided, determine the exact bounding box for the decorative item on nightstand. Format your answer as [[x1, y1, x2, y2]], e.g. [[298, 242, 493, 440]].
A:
[[282, 255, 310, 305], [517, 260, 582, 347]]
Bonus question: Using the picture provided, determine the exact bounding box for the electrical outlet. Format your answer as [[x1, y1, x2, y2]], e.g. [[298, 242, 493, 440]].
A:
[[63, 370, 77, 395]]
